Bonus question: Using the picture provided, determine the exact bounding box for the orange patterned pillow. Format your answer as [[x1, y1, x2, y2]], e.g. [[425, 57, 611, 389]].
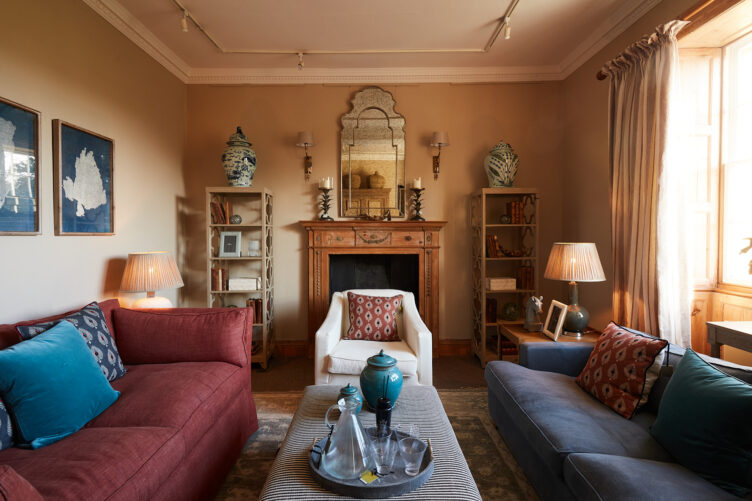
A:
[[576, 322, 668, 418], [345, 292, 403, 341]]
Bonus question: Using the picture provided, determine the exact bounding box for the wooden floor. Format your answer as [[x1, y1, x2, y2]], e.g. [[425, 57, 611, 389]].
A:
[[251, 354, 487, 392]]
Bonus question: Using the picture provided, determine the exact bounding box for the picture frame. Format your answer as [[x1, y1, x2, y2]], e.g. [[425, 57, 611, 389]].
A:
[[0, 97, 40, 235], [53, 120, 113, 235], [543, 300, 567, 341], [219, 231, 242, 257]]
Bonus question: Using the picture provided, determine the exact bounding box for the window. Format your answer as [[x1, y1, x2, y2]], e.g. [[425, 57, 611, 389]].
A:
[[682, 30, 752, 291]]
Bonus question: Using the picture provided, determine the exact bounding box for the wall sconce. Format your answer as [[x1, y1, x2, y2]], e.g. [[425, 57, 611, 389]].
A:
[[296, 131, 315, 181], [430, 132, 450, 180]]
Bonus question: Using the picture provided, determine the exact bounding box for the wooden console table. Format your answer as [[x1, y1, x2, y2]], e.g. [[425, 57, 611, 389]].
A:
[[300, 220, 446, 356], [707, 321, 752, 358]]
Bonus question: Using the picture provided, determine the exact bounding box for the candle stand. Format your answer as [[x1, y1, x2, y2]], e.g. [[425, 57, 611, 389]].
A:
[[318, 187, 334, 221], [409, 188, 425, 221]]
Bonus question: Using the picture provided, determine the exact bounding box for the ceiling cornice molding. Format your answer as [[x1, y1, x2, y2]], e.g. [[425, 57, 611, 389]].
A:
[[185, 66, 563, 85], [82, 0, 191, 82], [558, 0, 661, 78]]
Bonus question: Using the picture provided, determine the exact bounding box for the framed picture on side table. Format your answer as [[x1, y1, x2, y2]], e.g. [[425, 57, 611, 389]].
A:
[[543, 300, 567, 341], [53, 120, 114, 235], [0, 96, 40, 235], [219, 231, 242, 257]]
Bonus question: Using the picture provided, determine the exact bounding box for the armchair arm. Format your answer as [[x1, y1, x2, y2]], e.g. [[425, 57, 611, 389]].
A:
[[315, 295, 345, 384], [401, 295, 432, 386], [113, 307, 251, 367], [519, 342, 594, 376]]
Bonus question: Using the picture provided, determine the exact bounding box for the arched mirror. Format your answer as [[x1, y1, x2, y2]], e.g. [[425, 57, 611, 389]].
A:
[[340, 87, 405, 218]]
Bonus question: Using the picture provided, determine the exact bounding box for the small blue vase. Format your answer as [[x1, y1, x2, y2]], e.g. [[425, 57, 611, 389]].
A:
[[359, 350, 403, 410], [337, 383, 363, 414]]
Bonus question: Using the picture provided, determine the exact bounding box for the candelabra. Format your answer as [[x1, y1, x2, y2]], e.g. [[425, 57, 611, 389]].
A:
[[409, 188, 425, 221], [318, 187, 333, 221]]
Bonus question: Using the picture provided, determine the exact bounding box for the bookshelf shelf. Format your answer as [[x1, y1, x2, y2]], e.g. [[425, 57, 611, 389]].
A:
[[206, 187, 274, 369], [471, 187, 539, 368]]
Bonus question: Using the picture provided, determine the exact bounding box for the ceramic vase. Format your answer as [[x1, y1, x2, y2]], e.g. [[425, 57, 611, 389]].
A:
[[337, 383, 363, 414], [483, 141, 519, 187], [359, 350, 403, 409], [342, 174, 361, 189], [222, 126, 257, 187], [368, 171, 385, 189]]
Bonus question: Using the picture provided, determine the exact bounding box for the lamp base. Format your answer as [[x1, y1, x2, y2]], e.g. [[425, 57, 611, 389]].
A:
[[563, 303, 589, 336], [132, 296, 173, 309]]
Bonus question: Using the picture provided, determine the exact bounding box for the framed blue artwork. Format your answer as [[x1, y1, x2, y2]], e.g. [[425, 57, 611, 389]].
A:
[[0, 97, 40, 235], [53, 120, 114, 235]]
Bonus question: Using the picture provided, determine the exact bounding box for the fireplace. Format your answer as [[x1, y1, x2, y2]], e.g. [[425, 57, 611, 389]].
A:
[[301, 220, 445, 356], [329, 254, 420, 305]]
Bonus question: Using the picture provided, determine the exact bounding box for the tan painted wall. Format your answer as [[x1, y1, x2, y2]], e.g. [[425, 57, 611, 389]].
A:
[[561, 0, 699, 331], [0, 0, 186, 323], [184, 83, 566, 342]]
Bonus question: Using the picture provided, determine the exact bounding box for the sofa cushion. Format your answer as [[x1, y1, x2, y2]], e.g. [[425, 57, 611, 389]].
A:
[[650, 349, 752, 497], [345, 292, 403, 341], [485, 361, 671, 478], [563, 453, 738, 501], [0, 321, 119, 448], [576, 322, 667, 418], [113, 308, 249, 366], [0, 426, 183, 501], [16, 302, 126, 381], [328, 340, 418, 376], [0, 465, 43, 501]]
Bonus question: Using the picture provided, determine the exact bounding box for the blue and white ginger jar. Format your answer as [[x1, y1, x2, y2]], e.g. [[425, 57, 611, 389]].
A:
[[222, 126, 257, 187], [483, 141, 519, 187]]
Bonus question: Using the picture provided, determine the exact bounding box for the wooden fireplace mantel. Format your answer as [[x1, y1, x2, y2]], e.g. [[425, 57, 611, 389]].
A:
[[300, 220, 446, 357]]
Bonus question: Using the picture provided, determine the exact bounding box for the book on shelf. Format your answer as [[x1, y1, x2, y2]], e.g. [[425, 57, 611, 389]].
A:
[[505, 201, 523, 224], [485, 298, 497, 323], [210, 267, 229, 291], [516, 266, 534, 290], [210, 201, 225, 224], [246, 298, 263, 323]]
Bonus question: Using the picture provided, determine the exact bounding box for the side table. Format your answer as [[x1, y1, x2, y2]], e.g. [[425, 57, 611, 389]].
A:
[[706, 321, 752, 358], [499, 324, 600, 362]]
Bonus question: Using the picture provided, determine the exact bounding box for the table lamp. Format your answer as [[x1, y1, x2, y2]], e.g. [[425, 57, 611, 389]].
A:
[[120, 251, 184, 308], [544, 242, 606, 337]]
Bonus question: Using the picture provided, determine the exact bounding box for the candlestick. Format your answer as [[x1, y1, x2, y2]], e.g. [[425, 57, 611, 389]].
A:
[[409, 187, 425, 221], [318, 187, 333, 221]]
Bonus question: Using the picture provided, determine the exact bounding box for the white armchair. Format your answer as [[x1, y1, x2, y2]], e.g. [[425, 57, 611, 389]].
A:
[[314, 289, 432, 386]]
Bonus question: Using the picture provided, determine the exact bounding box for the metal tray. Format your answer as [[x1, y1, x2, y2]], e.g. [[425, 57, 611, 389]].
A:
[[309, 431, 434, 499]]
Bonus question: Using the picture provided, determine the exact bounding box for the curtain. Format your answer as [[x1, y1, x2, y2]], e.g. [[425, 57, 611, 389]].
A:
[[603, 20, 691, 346]]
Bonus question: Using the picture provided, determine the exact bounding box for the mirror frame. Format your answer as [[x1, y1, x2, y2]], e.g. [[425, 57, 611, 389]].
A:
[[340, 87, 406, 218]]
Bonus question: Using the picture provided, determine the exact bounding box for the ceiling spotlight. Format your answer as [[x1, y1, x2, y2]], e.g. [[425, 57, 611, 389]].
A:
[[180, 11, 188, 32], [297, 52, 304, 70], [504, 17, 511, 40]]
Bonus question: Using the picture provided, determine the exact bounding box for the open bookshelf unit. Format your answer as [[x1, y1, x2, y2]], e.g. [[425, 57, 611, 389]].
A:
[[205, 187, 274, 369], [471, 188, 539, 367]]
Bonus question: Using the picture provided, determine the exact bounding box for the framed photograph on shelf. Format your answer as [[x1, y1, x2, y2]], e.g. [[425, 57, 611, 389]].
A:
[[0, 97, 40, 235], [219, 231, 242, 257], [543, 300, 567, 341], [53, 120, 113, 235]]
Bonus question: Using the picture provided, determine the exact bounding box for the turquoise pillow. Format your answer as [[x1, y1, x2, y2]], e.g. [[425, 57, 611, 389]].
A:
[[650, 349, 752, 496], [0, 320, 120, 448]]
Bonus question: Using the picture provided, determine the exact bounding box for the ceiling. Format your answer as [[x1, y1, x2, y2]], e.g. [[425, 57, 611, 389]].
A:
[[84, 0, 662, 84]]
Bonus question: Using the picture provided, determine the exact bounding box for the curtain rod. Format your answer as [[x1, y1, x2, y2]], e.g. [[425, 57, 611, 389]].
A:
[[596, 0, 742, 80]]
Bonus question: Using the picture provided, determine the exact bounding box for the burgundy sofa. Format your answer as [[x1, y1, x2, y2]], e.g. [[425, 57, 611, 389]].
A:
[[0, 299, 258, 501]]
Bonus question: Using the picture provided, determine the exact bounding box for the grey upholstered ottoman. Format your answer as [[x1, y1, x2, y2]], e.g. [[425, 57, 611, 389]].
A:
[[260, 385, 481, 500]]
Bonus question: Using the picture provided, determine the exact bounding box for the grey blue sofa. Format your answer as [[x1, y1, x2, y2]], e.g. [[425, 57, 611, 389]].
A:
[[485, 342, 752, 500]]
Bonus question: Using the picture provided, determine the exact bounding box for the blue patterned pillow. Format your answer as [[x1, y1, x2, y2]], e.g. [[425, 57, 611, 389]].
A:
[[0, 398, 13, 450], [16, 302, 126, 382]]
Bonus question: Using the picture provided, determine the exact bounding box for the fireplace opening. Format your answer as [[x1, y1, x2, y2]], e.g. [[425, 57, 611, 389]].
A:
[[329, 254, 420, 305]]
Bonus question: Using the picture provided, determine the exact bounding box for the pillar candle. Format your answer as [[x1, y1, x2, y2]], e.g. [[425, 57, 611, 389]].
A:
[[413, 177, 422, 189]]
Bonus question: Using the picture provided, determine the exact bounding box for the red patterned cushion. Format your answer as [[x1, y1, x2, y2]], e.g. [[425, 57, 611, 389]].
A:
[[576, 322, 668, 418], [345, 292, 403, 341]]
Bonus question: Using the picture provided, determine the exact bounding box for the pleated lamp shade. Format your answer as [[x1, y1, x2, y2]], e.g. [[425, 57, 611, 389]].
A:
[[544, 243, 606, 282], [120, 252, 184, 308]]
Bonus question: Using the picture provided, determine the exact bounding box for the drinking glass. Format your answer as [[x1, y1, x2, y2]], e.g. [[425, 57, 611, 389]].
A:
[[395, 423, 419, 438], [398, 437, 427, 476], [367, 428, 398, 475]]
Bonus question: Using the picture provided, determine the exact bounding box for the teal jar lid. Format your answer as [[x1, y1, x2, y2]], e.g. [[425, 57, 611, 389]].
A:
[[339, 383, 358, 396], [367, 349, 397, 368]]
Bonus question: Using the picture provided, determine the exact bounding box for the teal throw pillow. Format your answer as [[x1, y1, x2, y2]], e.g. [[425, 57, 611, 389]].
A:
[[650, 349, 752, 497], [0, 320, 120, 449]]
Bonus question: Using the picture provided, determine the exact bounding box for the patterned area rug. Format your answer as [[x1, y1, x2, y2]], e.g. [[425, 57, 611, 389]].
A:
[[215, 389, 537, 501]]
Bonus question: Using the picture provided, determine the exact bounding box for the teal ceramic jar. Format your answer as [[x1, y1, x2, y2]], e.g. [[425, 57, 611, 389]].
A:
[[337, 383, 363, 414], [359, 350, 403, 410]]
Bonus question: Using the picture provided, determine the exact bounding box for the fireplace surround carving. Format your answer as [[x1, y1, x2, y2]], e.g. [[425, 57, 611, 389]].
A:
[[301, 220, 446, 356]]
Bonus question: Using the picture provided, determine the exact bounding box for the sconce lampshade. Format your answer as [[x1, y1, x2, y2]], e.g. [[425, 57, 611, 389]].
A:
[[430, 131, 450, 147], [296, 131, 315, 147], [120, 251, 184, 308], [544, 242, 606, 282]]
